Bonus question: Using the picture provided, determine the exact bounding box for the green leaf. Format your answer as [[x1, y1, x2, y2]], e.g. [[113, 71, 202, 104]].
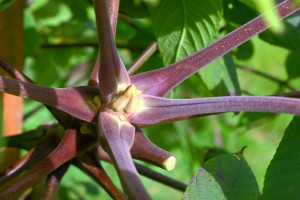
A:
[[259, 14, 300, 51], [224, 0, 258, 25], [199, 53, 241, 96], [24, 9, 41, 57], [0, 0, 15, 12], [149, 0, 240, 96], [65, 0, 89, 21], [120, 0, 149, 18], [238, 0, 257, 10], [286, 51, 300, 79], [183, 153, 260, 200], [149, 0, 222, 65], [262, 116, 300, 199], [32, 0, 72, 27]]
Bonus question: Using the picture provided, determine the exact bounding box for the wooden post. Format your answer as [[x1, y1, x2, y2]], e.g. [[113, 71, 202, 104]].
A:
[[0, 0, 24, 170]]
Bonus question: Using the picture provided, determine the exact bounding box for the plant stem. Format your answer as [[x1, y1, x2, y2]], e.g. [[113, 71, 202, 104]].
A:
[[98, 111, 150, 199], [131, 129, 176, 171], [43, 163, 70, 200], [74, 149, 125, 200], [0, 126, 97, 199], [128, 42, 157, 75], [131, 95, 300, 126], [108, 0, 120, 36], [237, 65, 296, 91], [135, 163, 187, 192], [97, 145, 188, 191], [94, 0, 130, 101], [89, 0, 121, 86], [41, 43, 145, 50]]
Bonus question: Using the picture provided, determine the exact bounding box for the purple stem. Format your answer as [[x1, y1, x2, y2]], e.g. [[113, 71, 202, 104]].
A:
[[130, 94, 300, 126], [98, 111, 150, 199], [131, 128, 175, 170], [43, 163, 70, 200], [74, 150, 126, 200], [89, 0, 120, 86], [0, 129, 76, 199], [237, 64, 297, 91], [0, 125, 97, 199], [128, 42, 158, 75], [0, 58, 73, 127], [97, 146, 187, 192], [135, 163, 187, 192], [0, 76, 98, 122], [0, 128, 61, 185], [0, 58, 31, 82], [94, 0, 130, 101], [109, 0, 120, 35], [131, 0, 300, 97]]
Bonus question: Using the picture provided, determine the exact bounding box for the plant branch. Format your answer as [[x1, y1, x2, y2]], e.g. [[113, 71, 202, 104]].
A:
[[41, 43, 145, 50], [131, 0, 300, 97], [0, 58, 31, 82], [275, 91, 300, 98], [128, 42, 157, 75], [98, 127, 176, 171], [0, 125, 97, 199], [237, 65, 296, 91], [94, 0, 130, 101], [0, 124, 58, 151], [74, 149, 125, 199], [130, 94, 300, 126], [131, 128, 176, 171], [0, 76, 98, 122], [108, 0, 120, 36], [0, 58, 74, 127], [98, 111, 150, 199], [89, 0, 120, 86], [0, 128, 60, 187], [135, 163, 187, 192], [43, 162, 70, 200], [97, 146, 187, 192]]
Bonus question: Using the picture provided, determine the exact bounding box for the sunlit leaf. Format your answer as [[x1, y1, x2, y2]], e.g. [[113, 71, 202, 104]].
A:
[[149, 0, 222, 65], [32, 0, 72, 27], [144, 0, 242, 96]]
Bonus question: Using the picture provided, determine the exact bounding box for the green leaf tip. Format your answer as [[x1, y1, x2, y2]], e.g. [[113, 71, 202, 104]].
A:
[[163, 156, 176, 171]]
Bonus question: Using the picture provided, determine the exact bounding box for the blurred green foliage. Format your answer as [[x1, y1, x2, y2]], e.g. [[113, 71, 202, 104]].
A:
[[3, 0, 297, 199], [0, 0, 15, 12]]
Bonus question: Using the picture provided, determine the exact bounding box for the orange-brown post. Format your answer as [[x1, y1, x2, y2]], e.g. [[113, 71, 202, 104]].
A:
[[0, 1, 24, 170]]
